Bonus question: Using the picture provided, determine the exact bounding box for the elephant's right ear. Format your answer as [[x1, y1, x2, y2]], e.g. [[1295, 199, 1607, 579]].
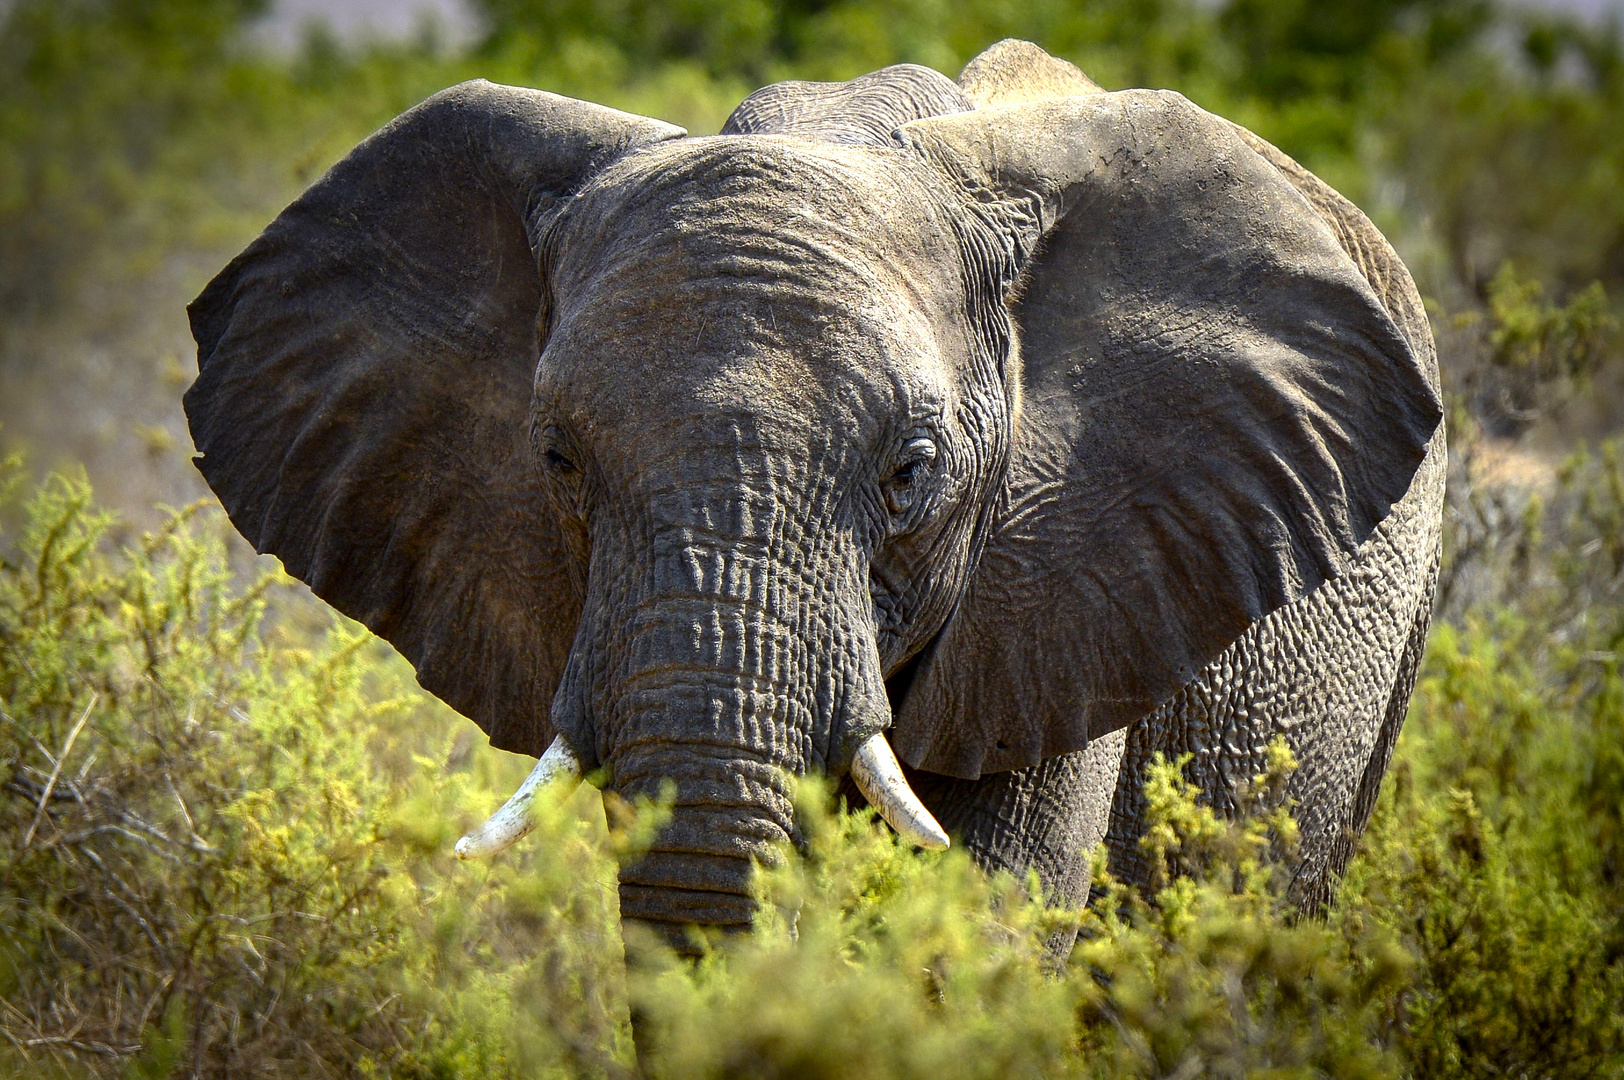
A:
[[185, 81, 683, 755]]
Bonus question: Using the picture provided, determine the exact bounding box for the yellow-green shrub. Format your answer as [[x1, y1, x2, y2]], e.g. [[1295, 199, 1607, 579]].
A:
[[0, 465, 637, 1078], [4, 457, 1624, 1080]]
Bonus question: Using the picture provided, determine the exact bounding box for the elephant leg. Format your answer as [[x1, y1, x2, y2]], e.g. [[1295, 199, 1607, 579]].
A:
[[1310, 555, 1438, 909], [1104, 441, 1445, 906], [1103, 569, 1427, 907], [899, 729, 1127, 954]]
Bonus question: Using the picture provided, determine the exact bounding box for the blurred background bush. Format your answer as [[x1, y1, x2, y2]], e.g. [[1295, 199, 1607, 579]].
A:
[[2, 0, 1624, 1076]]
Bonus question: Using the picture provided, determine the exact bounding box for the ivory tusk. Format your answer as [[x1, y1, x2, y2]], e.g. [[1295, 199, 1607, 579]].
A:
[[850, 732, 950, 851], [455, 735, 583, 859]]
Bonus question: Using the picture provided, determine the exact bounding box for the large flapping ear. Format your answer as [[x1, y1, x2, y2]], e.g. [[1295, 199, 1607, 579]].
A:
[[186, 81, 683, 755], [1221, 121, 1440, 378], [888, 87, 1442, 779]]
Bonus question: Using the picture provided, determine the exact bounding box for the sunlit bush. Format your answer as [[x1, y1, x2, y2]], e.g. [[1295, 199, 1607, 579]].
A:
[[0, 462, 635, 1078], [5, 461, 1623, 1078]]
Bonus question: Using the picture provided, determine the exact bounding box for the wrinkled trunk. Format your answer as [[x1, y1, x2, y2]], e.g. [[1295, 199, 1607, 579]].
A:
[[614, 738, 795, 929], [558, 443, 888, 933], [602, 589, 869, 933]]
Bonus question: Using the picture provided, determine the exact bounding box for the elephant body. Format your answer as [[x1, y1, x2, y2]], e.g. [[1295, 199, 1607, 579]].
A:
[[914, 433, 1443, 924], [1111, 436, 1443, 908], [183, 40, 1444, 941]]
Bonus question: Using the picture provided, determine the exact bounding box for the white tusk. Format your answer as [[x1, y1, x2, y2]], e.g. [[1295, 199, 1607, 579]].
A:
[[455, 735, 583, 859], [850, 733, 950, 851]]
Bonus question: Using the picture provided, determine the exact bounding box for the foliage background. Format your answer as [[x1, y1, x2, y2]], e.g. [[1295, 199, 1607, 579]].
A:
[[3, 0, 1624, 1076]]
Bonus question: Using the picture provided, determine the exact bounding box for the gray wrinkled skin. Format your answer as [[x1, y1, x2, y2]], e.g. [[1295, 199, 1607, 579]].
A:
[[183, 39, 1443, 942]]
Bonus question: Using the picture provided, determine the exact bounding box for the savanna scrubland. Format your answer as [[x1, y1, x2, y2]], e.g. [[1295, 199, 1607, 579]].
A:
[[3, 0, 1624, 1076]]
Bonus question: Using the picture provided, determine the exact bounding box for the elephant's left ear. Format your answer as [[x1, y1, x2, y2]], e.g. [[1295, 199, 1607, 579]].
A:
[[888, 90, 1442, 780]]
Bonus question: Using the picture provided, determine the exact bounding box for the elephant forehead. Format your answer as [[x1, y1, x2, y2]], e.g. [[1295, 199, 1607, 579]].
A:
[[541, 293, 946, 448], [541, 138, 970, 431], [554, 136, 964, 318]]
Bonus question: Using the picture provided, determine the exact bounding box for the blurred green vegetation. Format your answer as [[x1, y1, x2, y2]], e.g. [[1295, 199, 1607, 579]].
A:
[[2, 0, 1622, 508], [5, 0, 1623, 314], [3, 0, 1624, 1076]]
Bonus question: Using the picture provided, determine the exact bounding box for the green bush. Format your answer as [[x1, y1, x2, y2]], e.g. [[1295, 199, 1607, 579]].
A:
[[1355, 620, 1624, 1079], [0, 463, 638, 1078], [4, 461, 1623, 1079]]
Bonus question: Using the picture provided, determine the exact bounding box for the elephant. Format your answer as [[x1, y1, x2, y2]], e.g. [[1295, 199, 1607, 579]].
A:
[[183, 39, 1444, 947]]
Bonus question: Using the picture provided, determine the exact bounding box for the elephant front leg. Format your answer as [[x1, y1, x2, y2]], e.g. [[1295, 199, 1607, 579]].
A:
[[897, 728, 1127, 955]]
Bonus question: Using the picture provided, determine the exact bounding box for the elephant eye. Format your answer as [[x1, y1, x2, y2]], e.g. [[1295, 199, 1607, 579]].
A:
[[884, 436, 937, 516], [539, 425, 578, 474]]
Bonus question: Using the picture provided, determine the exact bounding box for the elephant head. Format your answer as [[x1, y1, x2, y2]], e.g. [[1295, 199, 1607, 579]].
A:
[[185, 45, 1440, 936]]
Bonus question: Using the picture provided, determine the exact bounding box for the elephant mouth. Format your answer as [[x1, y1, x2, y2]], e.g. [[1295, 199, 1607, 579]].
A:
[[455, 732, 948, 932], [611, 745, 796, 935]]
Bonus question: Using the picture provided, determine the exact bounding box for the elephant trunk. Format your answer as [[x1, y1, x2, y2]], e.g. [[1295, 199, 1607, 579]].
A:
[[612, 739, 796, 930], [598, 589, 814, 933], [557, 439, 923, 931], [456, 570, 948, 929]]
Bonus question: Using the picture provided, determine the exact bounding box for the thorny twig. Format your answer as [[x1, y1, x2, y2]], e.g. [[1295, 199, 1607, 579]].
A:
[[22, 694, 97, 849]]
